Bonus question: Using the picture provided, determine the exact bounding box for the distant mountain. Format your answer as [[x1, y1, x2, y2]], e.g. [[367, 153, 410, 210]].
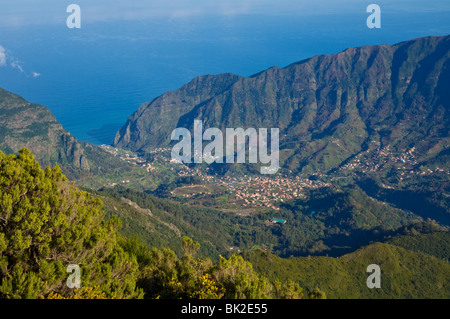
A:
[[114, 73, 242, 150], [0, 88, 127, 180], [114, 35, 450, 174]]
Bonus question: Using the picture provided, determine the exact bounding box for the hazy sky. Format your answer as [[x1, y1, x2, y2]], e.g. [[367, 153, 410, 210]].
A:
[[1, 0, 450, 27]]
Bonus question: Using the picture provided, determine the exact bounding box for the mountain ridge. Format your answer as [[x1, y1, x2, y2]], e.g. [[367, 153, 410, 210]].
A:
[[114, 35, 450, 175], [0, 87, 129, 180]]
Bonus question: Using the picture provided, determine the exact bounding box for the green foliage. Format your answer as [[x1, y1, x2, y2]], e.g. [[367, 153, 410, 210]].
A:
[[210, 254, 274, 299], [358, 178, 450, 226], [271, 185, 424, 256], [98, 186, 237, 259], [42, 285, 107, 299], [98, 185, 436, 260], [307, 288, 327, 299], [273, 279, 304, 299], [122, 236, 313, 299], [0, 148, 142, 299], [0, 149, 311, 299], [385, 231, 450, 261], [243, 242, 450, 299], [154, 176, 203, 197]]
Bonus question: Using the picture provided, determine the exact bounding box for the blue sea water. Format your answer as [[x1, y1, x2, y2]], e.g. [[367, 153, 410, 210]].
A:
[[0, 9, 449, 145]]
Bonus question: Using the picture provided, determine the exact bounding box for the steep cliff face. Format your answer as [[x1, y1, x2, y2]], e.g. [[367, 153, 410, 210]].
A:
[[0, 88, 126, 179], [113, 73, 242, 151], [114, 35, 449, 173], [0, 88, 87, 168]]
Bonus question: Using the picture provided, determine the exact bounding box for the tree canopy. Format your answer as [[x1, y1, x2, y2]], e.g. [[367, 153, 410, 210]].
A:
[[0, 148, 141, 298]]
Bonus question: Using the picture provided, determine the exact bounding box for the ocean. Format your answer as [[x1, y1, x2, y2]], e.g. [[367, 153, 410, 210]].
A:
[[0, 11, 449, 145]]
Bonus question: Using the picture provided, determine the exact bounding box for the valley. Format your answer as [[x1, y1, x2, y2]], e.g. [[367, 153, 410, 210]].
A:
[[1, 34, 449, 299]]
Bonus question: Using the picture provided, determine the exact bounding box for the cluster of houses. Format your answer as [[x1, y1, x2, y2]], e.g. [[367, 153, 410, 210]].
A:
[[174, 166, 330, 209], [101, 145, 335, 211], [219, 176, 328, 208], [340, 144, 449, 179], [340, 145, 418, 173]]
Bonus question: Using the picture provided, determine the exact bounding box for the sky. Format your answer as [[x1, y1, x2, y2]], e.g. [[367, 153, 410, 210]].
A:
[[1, 0, 449, 77], [1, 0, 449, 27]]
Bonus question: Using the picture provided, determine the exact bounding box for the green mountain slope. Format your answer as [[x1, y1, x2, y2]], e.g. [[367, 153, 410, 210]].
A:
[[0, 88, 130, 181], [97, 186, 235, 260], [114, 73, 242, 151], [114, 35, 449, 175], [384, 231, 450, 261], [274, 185, 424, 256], [243, 242, 450, 299]]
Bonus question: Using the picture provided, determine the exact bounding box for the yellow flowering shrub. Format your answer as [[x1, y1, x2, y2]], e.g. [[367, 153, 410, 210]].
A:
[[42, 286, 108, 299]]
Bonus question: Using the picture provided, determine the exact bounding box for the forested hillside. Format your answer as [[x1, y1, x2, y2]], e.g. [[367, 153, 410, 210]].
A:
[[243, 241, 450, 299], [95, 185, 444, 259], [0, 148, 321, 299]]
